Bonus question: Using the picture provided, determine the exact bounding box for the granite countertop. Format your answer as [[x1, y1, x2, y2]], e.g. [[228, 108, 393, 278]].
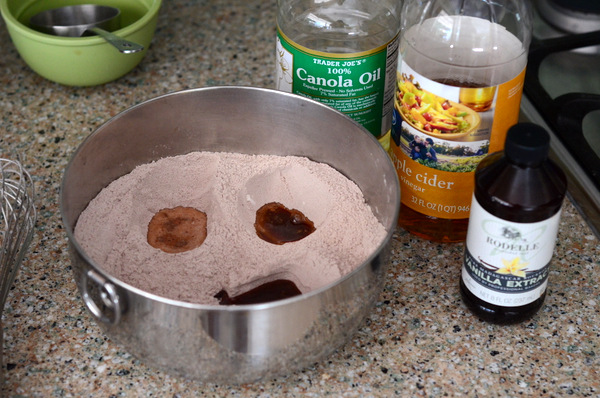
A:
[[1, 1, 599, 396]]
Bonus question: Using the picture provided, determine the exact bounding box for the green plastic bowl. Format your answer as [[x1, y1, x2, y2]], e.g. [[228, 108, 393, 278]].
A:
[[0, 0, 162, 86]]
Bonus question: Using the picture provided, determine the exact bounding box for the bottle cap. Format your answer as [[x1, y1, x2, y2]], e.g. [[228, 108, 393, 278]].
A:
[[504, 123, 550, 167]]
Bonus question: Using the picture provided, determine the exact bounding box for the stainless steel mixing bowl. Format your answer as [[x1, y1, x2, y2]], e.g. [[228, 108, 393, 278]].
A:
[[60, 86, 400, 383]]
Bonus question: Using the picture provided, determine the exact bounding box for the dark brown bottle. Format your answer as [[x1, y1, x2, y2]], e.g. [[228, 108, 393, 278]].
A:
[[460, 123, 567, 324]]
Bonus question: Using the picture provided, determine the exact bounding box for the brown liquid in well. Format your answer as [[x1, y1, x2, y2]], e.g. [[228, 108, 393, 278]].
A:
[[215, 279, 302, 305], [147, 206, 208, 253], [254, 202, 316, 244]]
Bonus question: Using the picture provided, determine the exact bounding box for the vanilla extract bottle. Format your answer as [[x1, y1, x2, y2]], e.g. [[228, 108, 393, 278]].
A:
[[460, 123, 567, 324]]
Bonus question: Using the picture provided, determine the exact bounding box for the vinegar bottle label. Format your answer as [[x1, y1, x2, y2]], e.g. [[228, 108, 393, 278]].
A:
[[389, 62, 526, 220], [461, 197, 561, 307], [275, 28, 400, 141]]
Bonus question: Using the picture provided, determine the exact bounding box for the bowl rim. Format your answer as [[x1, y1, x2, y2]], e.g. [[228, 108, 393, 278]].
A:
[[60, 86, 400, 313], [0, 0, 162, 47]]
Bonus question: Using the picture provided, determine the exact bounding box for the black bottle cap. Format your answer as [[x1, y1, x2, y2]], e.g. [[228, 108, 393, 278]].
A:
[[504, 123, 550, 167]]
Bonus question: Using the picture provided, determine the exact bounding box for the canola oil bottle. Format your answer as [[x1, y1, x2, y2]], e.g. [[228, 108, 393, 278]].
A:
[[275, 0, 401, 149]]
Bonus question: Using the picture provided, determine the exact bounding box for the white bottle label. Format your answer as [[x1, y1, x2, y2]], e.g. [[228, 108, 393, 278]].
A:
[[462, 196, 561, 307]]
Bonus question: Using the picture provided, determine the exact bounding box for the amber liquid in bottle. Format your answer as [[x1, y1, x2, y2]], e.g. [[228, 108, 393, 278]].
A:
[[459, 124, 567, 323], [398, 206, 469, 243]]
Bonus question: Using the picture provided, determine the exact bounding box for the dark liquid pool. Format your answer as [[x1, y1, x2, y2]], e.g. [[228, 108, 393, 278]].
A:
[[214, 279, 302, 305]]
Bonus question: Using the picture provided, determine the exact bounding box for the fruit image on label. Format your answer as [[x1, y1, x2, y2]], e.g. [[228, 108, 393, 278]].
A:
[[396, 74, 481, 137]]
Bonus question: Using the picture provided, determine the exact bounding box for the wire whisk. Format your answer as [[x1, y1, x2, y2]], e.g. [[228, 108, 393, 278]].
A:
[[0, 156, 36, 384], [0, 157, 36, 310]]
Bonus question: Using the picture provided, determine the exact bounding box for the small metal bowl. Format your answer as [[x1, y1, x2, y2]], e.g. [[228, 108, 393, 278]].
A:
[[60, 87, 400, 383], [29, 5, 121, 37]]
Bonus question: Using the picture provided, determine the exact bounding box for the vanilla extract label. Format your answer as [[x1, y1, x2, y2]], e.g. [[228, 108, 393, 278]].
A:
[[463, 248, 549, 293], [461, 196, 561, 307]]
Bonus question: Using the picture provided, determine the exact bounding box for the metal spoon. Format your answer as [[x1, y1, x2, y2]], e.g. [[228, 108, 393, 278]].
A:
[[29, 5, 144, 54]]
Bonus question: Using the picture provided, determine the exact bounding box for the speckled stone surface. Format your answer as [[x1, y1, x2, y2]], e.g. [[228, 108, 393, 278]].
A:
[[1, 1, 599, 396]]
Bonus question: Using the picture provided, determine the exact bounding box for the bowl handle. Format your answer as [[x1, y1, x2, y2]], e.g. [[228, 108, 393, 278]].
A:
[[81, 268, 122, 325]]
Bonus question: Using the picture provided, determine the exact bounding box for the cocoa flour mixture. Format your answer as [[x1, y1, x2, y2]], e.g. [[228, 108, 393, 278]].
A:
[[74, 152, 387, 305]]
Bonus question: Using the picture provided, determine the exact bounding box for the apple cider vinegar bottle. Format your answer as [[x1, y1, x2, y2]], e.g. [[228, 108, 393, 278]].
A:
[[390, 0, 532, 242], [275, 0, 401, 149], [460, 123, 567, 324]]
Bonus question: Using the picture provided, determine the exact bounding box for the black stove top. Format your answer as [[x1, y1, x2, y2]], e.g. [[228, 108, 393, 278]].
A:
[[521, 0, 600, 236], [524, 30, 600, 189]]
